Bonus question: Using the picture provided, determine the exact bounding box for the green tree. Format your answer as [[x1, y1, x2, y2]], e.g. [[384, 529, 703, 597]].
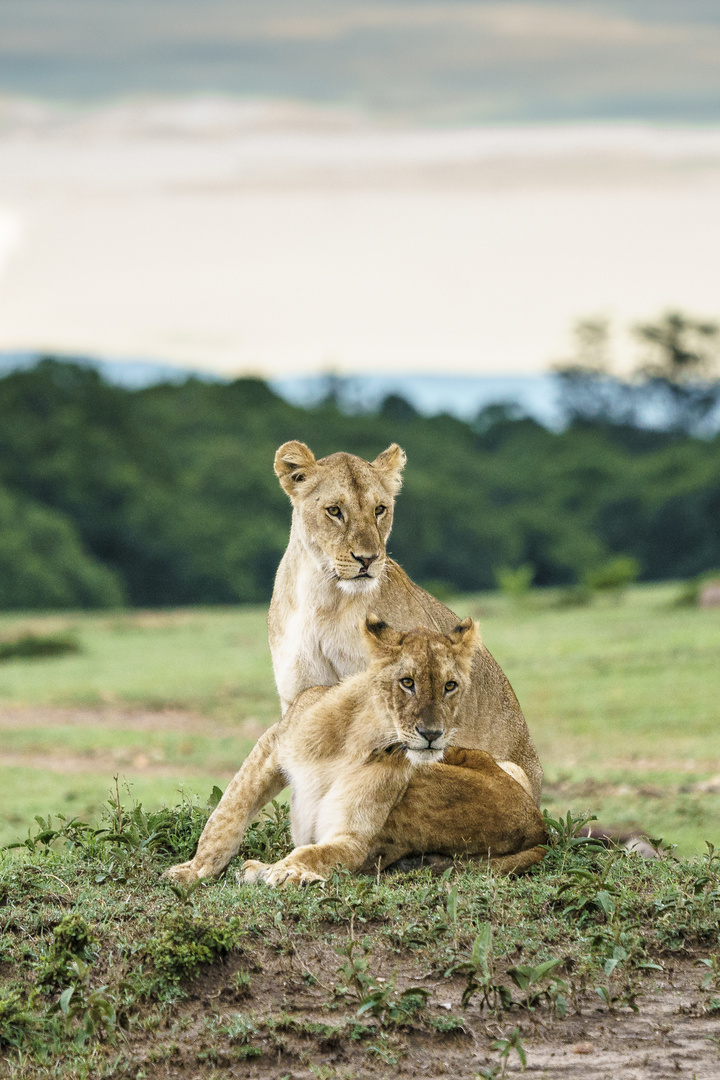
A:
[[0, 484, 124, 609]]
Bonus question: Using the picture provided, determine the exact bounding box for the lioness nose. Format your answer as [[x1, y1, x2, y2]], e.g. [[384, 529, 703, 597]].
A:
[[352, 553, 379, 571], [416, 725, 443, 745]]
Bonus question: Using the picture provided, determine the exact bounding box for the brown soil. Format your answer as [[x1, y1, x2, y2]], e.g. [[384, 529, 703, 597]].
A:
[[118, 943, 720, 1080], [0, 703, 262, 778], [0, 702, 253, 736]]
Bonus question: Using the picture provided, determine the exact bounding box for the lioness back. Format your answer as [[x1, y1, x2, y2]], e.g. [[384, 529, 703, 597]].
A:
[[269, 441, 543, 803]]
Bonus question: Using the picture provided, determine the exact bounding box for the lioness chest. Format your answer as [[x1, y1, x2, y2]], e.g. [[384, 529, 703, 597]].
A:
[[278, 749, 370, 848], [271, 562, 370, 711]]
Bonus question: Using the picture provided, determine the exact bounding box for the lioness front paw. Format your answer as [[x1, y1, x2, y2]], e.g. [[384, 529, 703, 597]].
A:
[[164, 861, 201, 883], [239, 858, 324, 888], [238, 859, 272, 884]]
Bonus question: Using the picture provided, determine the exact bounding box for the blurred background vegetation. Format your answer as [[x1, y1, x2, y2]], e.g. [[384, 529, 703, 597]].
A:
[[1, 310, 719, 854], [0, 310, 718, 611]]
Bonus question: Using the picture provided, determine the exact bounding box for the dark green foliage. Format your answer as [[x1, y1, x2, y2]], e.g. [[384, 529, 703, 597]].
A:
[[0, 631, 80, 662], [39, 913, 97, 987], [584, 555, 640, 595], [0, 483, 124, 609], [0, 989, 37, 1050], [98, 789, 218, 862], [1, 355, 720, 609], [145, 910, 241, 986], [239, 799, 292, 863]]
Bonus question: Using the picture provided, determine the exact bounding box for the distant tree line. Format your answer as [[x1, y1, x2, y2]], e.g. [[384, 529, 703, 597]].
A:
[[0, 311, 719, 610]]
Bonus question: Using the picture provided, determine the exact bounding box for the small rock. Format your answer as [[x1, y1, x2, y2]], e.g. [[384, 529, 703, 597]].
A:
[[624, 837, 659, 859], [699, 581, 720, 608], [572, 1042, 594, 1054], [694, 774, 720, 794]]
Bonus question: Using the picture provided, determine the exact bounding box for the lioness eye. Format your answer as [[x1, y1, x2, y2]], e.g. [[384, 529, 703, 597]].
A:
[[327, 506, 342, 518], [375, 505, 387, 517], [400, 677, 414, 690], [444, 680, 457, 693]]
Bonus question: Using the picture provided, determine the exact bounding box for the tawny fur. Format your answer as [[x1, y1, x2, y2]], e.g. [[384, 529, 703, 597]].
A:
[[268, 441, 543, 803], [167, 620, 546, 886], [165, 442, 546, 886]]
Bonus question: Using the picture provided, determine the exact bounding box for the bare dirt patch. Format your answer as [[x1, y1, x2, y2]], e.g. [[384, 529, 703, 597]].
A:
[[120, 946, 720, 1080], [0, 702, 253, 737]]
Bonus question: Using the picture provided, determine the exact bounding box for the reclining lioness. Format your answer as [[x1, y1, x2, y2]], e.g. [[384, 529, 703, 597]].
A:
[[167, 617, 546, 885]]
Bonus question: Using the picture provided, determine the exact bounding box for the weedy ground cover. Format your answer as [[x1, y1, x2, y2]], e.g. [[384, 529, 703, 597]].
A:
[[1, 583, 720, 1074], [2, 799, 720, 1078]]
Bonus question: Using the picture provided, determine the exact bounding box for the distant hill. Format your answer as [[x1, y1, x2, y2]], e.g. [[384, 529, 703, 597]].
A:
[[0, 353, 560, 425]]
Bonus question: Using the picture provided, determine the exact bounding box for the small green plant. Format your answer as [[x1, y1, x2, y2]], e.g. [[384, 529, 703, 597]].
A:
[[366, 1031, 400, 1064], [335, 938, 428, 1027], [358, 981, 429, 1027], [240, 800, 292, 864], [506, 958, 568, 1016], [335, 938, 373, 1002], [428, 1013, 468, 1034], [221, 1012, 262, 1058], [234, 969, 252, 997], [494, 564, 534, 603], [101, 781, 219, 861], [483, 1023, 528, 1075], [541, 809, 600, 850], [49, 958, 119, 1043], [584, 555, 640, 598], [698, 954, 720, 997], [5, 813, 98, 854], [446, 923, 512, 1012]]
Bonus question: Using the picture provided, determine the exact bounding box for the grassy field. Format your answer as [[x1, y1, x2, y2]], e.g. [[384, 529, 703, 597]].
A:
[[0, 583, 719, 854], [3, 586, 720, 1079]]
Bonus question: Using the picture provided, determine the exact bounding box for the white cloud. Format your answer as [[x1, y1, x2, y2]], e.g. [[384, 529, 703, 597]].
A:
[[0, 209, 22, 278]]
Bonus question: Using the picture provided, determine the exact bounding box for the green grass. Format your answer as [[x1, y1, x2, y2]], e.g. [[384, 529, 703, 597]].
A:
[[2, 802, 720, 1079], [0, 608, 276, 720], [1, 583, 719, 853]]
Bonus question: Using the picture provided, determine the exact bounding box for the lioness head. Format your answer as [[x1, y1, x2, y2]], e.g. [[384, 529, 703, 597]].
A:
[[363, 614, 478, 765], [274, 441, 406, 594]]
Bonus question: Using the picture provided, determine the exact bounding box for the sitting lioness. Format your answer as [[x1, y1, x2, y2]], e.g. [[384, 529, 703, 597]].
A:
[[169, 617, 546, 886], [268, 441, 543, 803]]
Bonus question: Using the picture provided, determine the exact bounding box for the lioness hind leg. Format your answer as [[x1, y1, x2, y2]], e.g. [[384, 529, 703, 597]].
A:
[[487, 845, 546, 875], [442, 748, 534, 799], [363, 752, 547, 874]]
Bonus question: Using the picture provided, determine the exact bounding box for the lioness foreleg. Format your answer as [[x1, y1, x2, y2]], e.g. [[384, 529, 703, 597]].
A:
[[166, 726, 285, 883], [240, 763, 411, 888], [361, 751, 547, 874]]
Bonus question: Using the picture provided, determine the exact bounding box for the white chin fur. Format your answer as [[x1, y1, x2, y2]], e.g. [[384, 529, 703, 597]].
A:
[[336, 576, 381, 596], [405, 747, 445, 766]]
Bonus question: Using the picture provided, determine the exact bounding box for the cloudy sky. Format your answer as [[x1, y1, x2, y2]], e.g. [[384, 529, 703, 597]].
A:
[[0, 1, 719, 379], [2, 1, 720, 122]]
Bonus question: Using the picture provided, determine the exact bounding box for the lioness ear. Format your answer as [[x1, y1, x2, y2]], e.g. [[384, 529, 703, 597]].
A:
[[363, 613, 403, 655], [371, 444, 406, 496], [446, 617, 479, 662], [274, 441, 318, 499]]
